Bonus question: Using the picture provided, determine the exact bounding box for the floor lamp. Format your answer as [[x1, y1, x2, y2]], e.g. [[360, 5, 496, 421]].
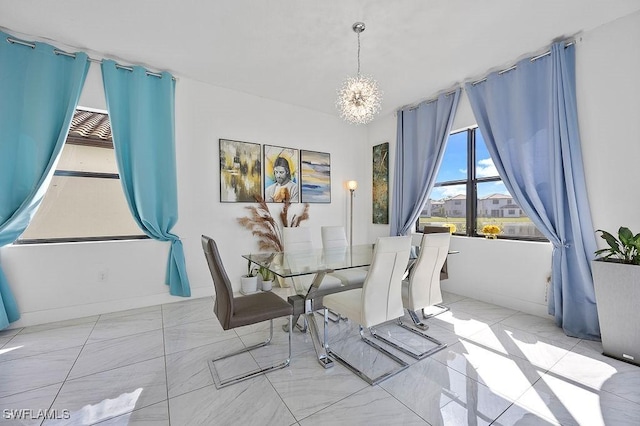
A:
[[347, 180, 358, 247]]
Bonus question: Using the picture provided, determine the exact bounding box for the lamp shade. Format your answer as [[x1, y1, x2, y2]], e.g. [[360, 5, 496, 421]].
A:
[[347, 180, 358, 191]]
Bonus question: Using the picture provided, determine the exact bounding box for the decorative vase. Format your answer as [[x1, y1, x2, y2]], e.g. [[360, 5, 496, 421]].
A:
[[240, 275, 259, 295]]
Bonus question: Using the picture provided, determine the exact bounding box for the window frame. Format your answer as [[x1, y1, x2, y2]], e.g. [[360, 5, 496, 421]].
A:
[[421, 127, 547, 242], [16, 114, 149, 245]]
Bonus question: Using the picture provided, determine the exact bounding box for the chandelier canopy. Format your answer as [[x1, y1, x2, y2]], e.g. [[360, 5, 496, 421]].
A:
[[336, 22, 382, 125]]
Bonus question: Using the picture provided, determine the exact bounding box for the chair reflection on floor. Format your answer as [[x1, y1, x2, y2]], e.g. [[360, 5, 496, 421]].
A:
[[372, 232, 450, 360], [322, 235, 411, 385], [201, 235, 293, 388]]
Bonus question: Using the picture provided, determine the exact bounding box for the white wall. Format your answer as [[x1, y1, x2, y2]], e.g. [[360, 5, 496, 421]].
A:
[[365, 11, 640, 318], [3, 10, 638, 328], [1, 64, 367, 328]]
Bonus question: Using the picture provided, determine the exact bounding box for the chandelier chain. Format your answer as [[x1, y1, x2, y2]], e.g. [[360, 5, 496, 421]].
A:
[[357, 31, 361, 76]]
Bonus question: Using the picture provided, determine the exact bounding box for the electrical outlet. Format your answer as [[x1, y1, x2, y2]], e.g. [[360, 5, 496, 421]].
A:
[[98, 269, 109, 282]]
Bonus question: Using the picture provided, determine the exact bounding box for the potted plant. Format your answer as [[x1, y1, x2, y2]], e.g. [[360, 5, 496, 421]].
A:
[[240, 259, 259, 295], [258, 265, 275, 291], [481, 224, 501, 239], [592, 226, 640, 366]]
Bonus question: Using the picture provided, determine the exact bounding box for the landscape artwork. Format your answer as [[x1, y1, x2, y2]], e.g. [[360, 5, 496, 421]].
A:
[[219, 139, 262, 202], [372, 142, 389, 224], [300, 150, 331, 203], [264, 145, 299, 203]]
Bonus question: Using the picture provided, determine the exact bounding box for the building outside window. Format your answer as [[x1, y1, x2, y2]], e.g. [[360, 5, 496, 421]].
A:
[[17, 108, 146, 244], [418, 127, 545, 240]]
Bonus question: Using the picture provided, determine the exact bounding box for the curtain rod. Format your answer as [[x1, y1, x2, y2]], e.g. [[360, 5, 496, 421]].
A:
[[470, 40, 575, 86], [398, 88, 459, 113], [6, 36, 174, 80]]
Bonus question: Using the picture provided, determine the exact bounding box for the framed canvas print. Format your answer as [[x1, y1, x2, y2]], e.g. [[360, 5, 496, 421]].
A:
[[300, 150, 331, 203], [263, 145, 299, 203], [219, 139, 262, 202], [372, 142, 389, 224]]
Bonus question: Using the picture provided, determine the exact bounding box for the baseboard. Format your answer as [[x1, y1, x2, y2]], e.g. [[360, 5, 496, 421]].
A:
[[6, 286, 214, 329]]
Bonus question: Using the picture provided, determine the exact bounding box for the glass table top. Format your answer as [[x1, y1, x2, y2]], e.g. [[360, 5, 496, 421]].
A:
[[242, 244, 375, 278]]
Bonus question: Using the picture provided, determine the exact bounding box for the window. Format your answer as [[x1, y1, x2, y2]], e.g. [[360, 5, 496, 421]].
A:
[[17, 109, 147, 244], [418, 127, 545, 240]]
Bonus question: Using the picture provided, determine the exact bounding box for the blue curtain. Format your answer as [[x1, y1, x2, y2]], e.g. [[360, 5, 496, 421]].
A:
[[101, 60, 191, 297], [391, 90, 460, 237], [0, 31, 89, 329], [465, 42, 599, 339]]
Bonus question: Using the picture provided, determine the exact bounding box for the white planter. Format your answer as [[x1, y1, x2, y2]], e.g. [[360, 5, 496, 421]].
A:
[[240, 275, 259, 295], [592, 259, 640, 366], [261, 279, 273, 291]]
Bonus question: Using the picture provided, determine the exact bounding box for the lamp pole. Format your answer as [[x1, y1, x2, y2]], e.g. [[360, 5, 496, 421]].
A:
[[347, 181, 358, 247]]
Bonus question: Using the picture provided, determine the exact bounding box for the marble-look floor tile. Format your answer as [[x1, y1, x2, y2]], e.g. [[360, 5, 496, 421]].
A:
[[299, 385, 427, 425], [549, 342, 640, 404], [69, 329, 164, 379], [493, 402, 562, 425], [430, 337, 544, 401], [98, 304, 161, 321], [88, 310, 163, 343], [379, 357, 513, 426], [0, 346, 81, 398], [0, 336, 10, 348], [0, 327, 23, 339], [448, 298, 518, 323], [46, 357, 167, 425], [93, 400, 169, 425], [161, 297, 215, 328], [169, 379, 296, 425], [499, 312, 581, 347], [427, 309, 493, 339], [0, 383, 63, 426], [238, 322, 317, 368], [163, 318, 236, 355], [464, 323, 574, 370], [0, 323, 94, 362], [166, 338, 256, 398], [441, 291, 467, 305], [267, 348, 368, 420], [19, 316, 99, 335], [511, 370, 640, 426]]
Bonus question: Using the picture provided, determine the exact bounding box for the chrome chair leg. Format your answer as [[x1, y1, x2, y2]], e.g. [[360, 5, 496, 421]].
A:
[[210, 315, 292, 388], [422, 304, 450, 319], [370, 314, 447, 360], [407, 309, 428, 330], [325, 321, 408, 385], [282, 314, 308, 333]]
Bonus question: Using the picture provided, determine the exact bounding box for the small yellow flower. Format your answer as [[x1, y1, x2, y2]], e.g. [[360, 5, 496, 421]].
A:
[[443, 223, 457, 234], [482, 224, 501, 235]]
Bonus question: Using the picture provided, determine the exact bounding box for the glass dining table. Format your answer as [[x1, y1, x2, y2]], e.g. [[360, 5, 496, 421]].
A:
[[243, 244, 375, 368]]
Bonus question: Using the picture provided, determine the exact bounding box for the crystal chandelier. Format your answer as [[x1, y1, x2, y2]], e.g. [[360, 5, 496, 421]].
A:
[[336, 22, 382, 125]]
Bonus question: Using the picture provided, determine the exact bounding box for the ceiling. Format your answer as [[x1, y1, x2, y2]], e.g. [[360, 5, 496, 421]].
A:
[[1, 1, 639, 122]]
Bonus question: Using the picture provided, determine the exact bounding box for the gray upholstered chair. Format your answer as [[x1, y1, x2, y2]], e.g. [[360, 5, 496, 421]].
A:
[[321, 235, 411, 385], [201, 235, 293, 388], [320, 226, 368, 286]]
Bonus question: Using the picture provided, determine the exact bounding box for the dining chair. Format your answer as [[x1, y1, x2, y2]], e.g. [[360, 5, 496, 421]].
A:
[[321, 235, 411, 385], [420, 225, 452, 318], [282, 227, 343, 291], [282, 227, 343, 329], [372, 232, 450, 359], [201, 235, 293, 388], [320, 226, 368, 286]]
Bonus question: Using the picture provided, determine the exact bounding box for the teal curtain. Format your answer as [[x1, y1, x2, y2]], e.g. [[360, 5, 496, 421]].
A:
[[101, 60, 191, 297], [0, 31, 89, 329]]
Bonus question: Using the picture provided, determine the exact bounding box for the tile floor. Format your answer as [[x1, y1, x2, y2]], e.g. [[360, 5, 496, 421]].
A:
[[1, 290, 639, 425]]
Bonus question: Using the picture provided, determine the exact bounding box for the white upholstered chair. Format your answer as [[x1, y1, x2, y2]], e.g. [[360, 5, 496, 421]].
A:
[[322, 235, 411, 385], [374, 232, 450, 359], [282, 227, 343, 292], [320, 226, 368, 286]]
